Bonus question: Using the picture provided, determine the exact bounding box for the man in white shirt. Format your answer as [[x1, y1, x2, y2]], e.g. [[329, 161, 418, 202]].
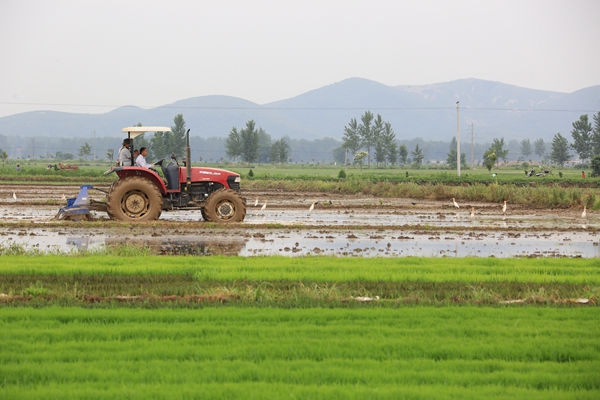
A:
[[135, 147, 153, 169]]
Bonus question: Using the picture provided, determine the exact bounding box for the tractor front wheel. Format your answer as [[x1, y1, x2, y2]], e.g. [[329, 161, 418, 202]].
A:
[[106, 176, 163, 222], [203, 189, 246, 223]]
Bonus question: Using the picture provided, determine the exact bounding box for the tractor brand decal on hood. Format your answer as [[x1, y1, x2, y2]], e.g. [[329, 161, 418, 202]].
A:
[[198, 171, 222, 175]]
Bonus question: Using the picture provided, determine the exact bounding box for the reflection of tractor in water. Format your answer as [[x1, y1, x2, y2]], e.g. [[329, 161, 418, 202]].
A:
[[58, 126, 246, 223]]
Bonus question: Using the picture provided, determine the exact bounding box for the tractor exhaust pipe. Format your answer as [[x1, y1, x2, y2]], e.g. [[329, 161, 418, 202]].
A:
[[186, 129, 191, 189]]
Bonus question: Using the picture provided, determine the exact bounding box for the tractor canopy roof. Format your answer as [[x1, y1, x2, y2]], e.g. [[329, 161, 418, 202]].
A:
[[122, 126, 171, 139]]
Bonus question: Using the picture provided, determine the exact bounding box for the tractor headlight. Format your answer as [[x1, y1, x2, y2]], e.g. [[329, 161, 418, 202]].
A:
[[234, 176, 240, 183]]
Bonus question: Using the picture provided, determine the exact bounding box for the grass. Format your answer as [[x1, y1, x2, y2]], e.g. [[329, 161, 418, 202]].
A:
[[1, 255, 598, 306], [0, 307, 598, 399], [1, 255, 599, 283], [2, 163, 598, 208]]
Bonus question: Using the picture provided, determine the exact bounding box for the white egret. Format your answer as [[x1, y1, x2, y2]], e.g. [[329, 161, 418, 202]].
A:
[[582, 206, 587, 219], [452, 198, 459, 208], [12, 192, 17, 200], [254, 198, 258, 207], [308, 201, 319, 213], [261, 200, 267, 211], [470, 207, 475, 219]]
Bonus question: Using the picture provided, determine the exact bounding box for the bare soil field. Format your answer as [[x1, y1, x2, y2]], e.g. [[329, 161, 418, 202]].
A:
[[0, 184, 598, 258]]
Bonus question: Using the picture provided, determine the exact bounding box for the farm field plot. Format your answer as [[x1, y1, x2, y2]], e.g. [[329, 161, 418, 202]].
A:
[[1, 178, 599, 398], [1, 307, 599, 400]]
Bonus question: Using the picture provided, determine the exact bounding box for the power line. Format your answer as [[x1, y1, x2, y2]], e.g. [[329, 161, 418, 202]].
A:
[[0, 101, 596, 113]]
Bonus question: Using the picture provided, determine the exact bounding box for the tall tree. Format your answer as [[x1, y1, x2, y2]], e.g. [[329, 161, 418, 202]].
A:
[[150, 131, 171, 160], [240, 120, 260, 164], [78, 142, 92, 159], [383, 122, 397, 166], [342, 118, 361, 165], [225, 127, 242, 161], [106, 148, 114, 162], [570, 114, 593, 163], [270, 138, 290, 164], [398, 144, 408, 165], [550, 133, 572, 166], [372, 114, 386, 167], [171, 114, 187, 159], [0, 149, 8, 167], [520, 138, 532, 160], [483, 149, 497, 172], [359, 111, 374, 168], [592, 112, 600, 156], [490, 137, 508, 165], [411, 144, 424, 167], [534, 138, 546, 161], [446, 137, 467, 169], [257, 128, 272, 163]]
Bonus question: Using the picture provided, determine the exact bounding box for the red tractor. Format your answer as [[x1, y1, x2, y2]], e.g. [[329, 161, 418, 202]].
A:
[[101, 126, 246, 223]]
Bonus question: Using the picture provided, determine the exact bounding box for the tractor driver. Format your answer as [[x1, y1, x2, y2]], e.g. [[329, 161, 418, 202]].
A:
[[135, 147, 153, 169], [117, 138, 132, 166]]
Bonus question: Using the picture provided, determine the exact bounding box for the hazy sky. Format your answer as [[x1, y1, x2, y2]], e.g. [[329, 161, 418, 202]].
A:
[[1, 0, 598, 118]]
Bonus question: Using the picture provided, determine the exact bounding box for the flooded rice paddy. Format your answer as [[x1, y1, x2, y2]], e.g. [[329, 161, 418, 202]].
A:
[[0, 185, 598, 258]]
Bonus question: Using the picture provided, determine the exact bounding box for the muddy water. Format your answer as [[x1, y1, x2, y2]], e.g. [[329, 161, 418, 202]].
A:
[[1, 223, 598, 258], [0, 192, 598, 258]]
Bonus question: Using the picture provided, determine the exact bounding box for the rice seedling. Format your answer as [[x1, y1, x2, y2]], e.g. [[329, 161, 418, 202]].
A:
[[0, 307, 598, 399]]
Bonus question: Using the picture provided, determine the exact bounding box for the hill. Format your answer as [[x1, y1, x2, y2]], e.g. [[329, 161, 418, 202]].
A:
[[0, 78, 598, 143]]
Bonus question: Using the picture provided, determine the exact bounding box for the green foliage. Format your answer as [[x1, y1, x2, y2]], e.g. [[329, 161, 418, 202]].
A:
[[483, 149, 497, 172], [342, 118, 361, 159], [338, 169, 346, 179], [239, 120, 260, 164], [520, 138, 532, 159], [411, 144, 424, 166], [591, 154, 600, 177], [269, 138, 290, 164], [446, 136, 468, 169], [571, 114, 593, 163], [225, 127, 241, 161], [78, 142, 92, 159], [248, 168, 254, 178], [534, 138, 546, 160], [550, 133, 572, 166]]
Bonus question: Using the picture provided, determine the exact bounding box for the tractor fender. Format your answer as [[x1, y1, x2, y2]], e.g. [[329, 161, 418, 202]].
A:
[[115, 167, 168, 195]]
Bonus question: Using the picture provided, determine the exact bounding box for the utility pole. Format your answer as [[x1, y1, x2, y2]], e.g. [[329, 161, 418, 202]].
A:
[[469, 123, 477, 168], [93, 130, 96, 160], [456, 101, 460, 177]]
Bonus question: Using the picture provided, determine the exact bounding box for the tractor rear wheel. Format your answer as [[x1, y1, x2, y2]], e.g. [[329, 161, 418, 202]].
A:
[[203, 189, 246, 223], [106, 176, 163, 222]]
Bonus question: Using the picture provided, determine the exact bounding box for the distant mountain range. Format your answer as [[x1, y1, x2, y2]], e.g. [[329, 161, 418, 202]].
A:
[[1, 78, 598, 142]]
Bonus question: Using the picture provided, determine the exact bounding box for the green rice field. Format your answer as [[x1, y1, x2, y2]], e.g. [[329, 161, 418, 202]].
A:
[[1, 307, 599, 399], [1, 253, 599, 398]]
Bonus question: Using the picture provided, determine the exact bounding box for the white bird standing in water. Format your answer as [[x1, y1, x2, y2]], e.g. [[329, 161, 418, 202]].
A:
[[61, 193, 66, 200], [502, 200, 507, 220], [308, 201, 319, 213], [12, 192, 17, 200], [470, 207, 475, 219], [261, 200, 267, 212], [582, 205, 587, 218], [254, 198, 259, 207], [452, 198, 459, 208]]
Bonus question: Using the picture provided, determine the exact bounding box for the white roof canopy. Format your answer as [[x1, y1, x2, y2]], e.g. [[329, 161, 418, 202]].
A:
[[122, 126, 171, 139]]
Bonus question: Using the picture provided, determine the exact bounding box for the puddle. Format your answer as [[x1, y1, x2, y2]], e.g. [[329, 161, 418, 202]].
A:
[[1, 227, 599, 258]]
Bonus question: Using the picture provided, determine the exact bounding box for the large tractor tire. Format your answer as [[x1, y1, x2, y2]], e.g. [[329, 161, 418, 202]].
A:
[[203, 189, 246, 223], [106, 176, 163, 222]]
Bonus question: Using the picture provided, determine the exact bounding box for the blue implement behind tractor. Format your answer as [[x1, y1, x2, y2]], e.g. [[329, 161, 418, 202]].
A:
[[56, 185, 95, 221]]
